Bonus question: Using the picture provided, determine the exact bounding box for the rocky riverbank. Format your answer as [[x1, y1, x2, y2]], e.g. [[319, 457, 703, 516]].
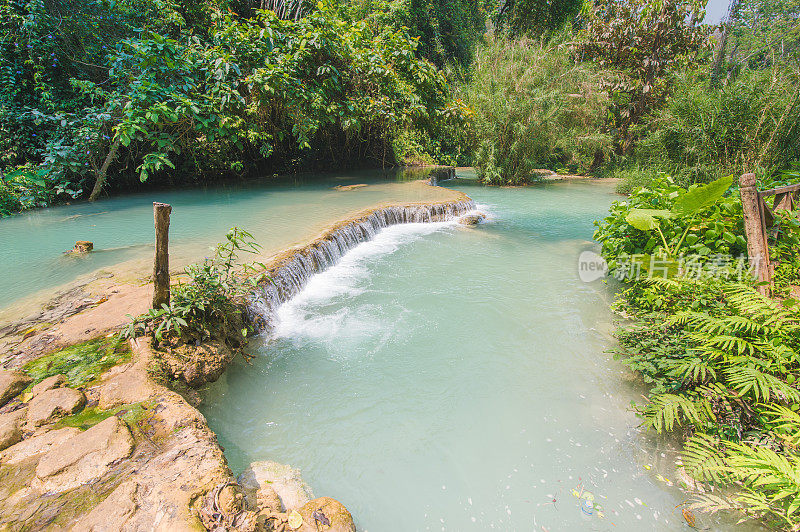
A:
[[0, 183, 473, 531]]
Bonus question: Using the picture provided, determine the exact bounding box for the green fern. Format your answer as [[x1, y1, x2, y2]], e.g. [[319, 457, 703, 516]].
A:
[[644, 393, 713, 432]]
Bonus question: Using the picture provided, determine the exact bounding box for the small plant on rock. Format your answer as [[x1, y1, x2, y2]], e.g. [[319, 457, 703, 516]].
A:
[[124, 227, 267, 351]]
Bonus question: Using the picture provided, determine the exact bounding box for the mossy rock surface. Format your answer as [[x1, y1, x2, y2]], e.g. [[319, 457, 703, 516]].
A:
[[23, 337, 131, 388]]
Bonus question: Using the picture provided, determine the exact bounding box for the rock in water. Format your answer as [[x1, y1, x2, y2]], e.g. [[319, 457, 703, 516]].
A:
[[0, 408, 26, 451], [72, 241, 94, 253], [238, 461, 313, 512], [297, 497, 356, 532], [26, 387, 86, 427], [458, 213, 486, 226], [0, 369, 32, 407], [34, 416, 134, 493]]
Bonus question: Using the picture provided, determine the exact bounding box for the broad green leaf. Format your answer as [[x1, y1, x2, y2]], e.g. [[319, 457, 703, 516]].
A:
[[626, 209, 672, 231], [671, 175, 734, 216]]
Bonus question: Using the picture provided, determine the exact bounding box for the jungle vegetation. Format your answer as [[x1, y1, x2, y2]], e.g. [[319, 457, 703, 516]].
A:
[[2, 0, 798, 208]]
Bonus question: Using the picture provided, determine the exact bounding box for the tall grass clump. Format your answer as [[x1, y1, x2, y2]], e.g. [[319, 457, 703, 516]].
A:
[[634, 67, 800, 185], [463, 35, 613, 185]]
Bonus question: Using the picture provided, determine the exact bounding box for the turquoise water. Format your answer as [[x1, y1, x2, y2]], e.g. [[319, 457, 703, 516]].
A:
[[0, 171, 448, 318], [200, 178, 749, 531]]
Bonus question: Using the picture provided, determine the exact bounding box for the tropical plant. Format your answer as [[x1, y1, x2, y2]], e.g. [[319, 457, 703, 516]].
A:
[[463, 34, 612, 184], [494, 0, 583, 36], [595, 175, 747, 276], [623, 174, 734, 257], [577, 0, 706, 156], [124, 227, 266, 346]]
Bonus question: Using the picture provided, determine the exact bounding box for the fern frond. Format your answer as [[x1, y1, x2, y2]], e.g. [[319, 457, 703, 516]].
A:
[[682, 433, 727, 483], [644, 393, 713, 432], [765, 404, 800, 448], [723, 366, 800, 403], [665, 356, 716, 383]]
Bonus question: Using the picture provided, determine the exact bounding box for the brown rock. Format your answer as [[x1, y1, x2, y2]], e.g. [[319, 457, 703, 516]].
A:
[[98, 364, 157, 410], [238, 461, 313, 512], [71, 481, 138, 531], [297, 497, 356, 532], [0, 369, 32, 407], [0, 408, 26, 451], [458, 213, 485, 226], [34, 416, 134, 492], [218, 484, 245, 516], [31, 374, 66, 396], [73, 241, 94, 253], [0, 427, 81, 464], [26, 387, 86, 427]]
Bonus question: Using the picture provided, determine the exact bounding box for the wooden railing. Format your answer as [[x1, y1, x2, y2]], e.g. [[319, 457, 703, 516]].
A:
[[739, 173, 800, 295]]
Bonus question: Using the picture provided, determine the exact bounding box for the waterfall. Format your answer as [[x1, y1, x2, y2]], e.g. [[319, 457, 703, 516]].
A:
[[247, 199, 475, 330]]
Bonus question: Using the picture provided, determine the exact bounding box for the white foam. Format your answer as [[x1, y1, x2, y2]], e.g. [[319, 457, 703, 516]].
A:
[[273, 220, 455, 340]]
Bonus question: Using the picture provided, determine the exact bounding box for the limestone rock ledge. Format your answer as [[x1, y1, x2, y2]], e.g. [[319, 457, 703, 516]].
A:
[[0, 339, 357, 532]]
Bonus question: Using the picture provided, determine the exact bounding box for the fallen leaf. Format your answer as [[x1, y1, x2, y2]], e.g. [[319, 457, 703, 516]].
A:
[[287, 509, 303, 530], [682, 508, 696, 528]]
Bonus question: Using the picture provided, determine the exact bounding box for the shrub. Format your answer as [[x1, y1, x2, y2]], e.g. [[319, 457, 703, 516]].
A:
[[124, 227, 265, 349], [635, 67, 800, 184], [463, 34, 612, 184]]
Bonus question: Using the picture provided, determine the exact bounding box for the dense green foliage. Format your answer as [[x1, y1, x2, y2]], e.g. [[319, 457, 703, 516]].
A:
[[596, 175, 800, 529], [578, 0, 706, 156], [463, 35, 612, 184], [0, 0, 469, 212], [494, 0, 583, 36], [632, 67, 800, 185]]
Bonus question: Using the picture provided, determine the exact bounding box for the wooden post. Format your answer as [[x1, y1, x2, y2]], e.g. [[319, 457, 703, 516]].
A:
[[739, 174, 771, 295], [152, 202, 172, 309]]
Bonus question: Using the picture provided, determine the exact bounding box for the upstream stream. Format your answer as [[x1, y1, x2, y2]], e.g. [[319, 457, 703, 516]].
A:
[[199, 174, 751, 531], [0, 170, 452, 321]]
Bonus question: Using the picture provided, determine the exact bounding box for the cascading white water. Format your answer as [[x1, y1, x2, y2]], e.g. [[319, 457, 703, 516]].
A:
[[248, 200, 475, 326]]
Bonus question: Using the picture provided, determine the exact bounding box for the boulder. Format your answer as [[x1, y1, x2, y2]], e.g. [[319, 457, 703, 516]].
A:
[[34, 416, 134, 493], [72, 241, 94, 253], [71, 481, 139, 531], [0, 369, 32, 407], [31, 374, 66, 396], [238, 461, 313, 512], [26, 387, 86, 427], [297, 497, 356, 532], [458, 213, 486, 226], [98, 364, 157, 410], [0, 427, 81, 465], [0, 408, 27, 451]]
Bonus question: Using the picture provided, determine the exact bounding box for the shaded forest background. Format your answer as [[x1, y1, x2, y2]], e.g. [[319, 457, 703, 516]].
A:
[[0, 0, 798, 213]]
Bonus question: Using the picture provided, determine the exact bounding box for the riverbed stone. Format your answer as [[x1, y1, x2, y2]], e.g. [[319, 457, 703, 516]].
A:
[[0, 369, 32, 407], [0, 408, 27, 451], [34, 416, 134, 493], [458, 213, 485, 225], [26, 387, 85, 427], [296, 497, 356, 532], [0, 427, 81, 465], [31, 374, 66, 396], [239, 461, 313, 512]]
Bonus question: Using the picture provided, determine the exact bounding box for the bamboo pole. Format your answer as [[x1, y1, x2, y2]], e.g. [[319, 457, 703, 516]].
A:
[[739, 173, 771, 295], [152, 202, 172, 309]]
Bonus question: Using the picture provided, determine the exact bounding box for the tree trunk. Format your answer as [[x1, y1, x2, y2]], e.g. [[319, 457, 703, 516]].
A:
[[152, 203, 172, 309], [710, 0, 740, 86], [88, 137, 121, 202]]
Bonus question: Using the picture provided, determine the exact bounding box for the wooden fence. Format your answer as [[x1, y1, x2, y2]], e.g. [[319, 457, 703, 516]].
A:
[[739, 173, 800, 296]]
